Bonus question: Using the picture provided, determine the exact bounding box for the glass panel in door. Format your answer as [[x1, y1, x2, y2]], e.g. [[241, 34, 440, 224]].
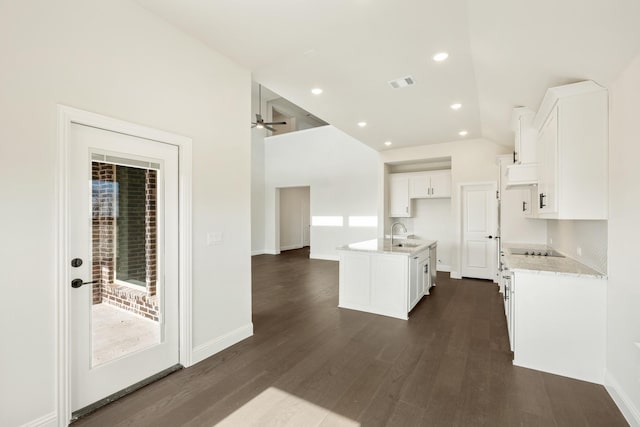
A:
[[90, 161, 161, 367]]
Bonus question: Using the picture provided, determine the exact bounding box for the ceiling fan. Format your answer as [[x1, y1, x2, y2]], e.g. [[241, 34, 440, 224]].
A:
[[252, 84, 287, 131]]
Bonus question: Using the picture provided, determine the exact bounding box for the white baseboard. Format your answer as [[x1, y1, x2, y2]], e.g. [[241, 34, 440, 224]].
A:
[[192, 323, 253, 365], [280, 244, 303, 251], [606, 372, 640, 427], [251, 249, 265, 256], [450, 271, 462, 279], [262, 249, 279, 255], [437, 264, 451, 272], [310, 253, 339, 261], [20, 412, 57, 427]]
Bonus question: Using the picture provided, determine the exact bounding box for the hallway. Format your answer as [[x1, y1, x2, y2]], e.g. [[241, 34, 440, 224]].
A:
[[75, 248, 625, 426]]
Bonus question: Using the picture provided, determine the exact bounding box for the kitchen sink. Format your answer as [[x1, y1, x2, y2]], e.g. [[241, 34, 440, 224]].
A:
[[509, 248, 565, 257]]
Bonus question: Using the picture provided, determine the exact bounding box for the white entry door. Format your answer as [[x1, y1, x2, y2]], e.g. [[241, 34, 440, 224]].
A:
[[69, 123, 179, 414], [461, 183, 497, 280]]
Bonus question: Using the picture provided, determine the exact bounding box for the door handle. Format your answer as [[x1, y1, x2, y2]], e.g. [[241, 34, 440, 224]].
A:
[[485, 235, 494, 239], [71, 278, 98, 288]]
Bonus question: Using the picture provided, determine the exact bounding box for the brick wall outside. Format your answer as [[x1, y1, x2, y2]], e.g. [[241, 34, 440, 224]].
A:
[[145, 170, 157, 296], [91, 161, 159, 321]]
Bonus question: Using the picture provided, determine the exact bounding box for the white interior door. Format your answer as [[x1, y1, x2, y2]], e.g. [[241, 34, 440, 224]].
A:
[[69, 123, 179, 413], [461, 183, 497, 280]]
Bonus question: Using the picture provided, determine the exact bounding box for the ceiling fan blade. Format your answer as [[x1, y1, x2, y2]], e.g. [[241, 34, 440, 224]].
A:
[[265, 125, 277, 132], [264, 121, 287, 125]]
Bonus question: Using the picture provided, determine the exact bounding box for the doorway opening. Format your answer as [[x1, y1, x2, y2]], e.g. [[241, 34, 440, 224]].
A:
[[278, 186, 310, 253]]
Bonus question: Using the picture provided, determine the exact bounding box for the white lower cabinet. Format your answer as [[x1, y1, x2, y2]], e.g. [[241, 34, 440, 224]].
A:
[[510, 270, 606, 384], [409, 249, 430, 310]]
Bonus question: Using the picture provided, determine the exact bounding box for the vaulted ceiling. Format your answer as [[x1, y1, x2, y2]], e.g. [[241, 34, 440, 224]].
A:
[[134, 0, 640, 150]]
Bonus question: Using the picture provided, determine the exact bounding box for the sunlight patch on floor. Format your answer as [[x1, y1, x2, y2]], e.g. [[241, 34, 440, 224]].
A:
[[215, 387, 360, 427]]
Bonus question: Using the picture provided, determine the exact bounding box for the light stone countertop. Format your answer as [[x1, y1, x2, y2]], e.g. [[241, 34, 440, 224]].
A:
[[337, 238, 436, 257], [502, 242, 606, 278]]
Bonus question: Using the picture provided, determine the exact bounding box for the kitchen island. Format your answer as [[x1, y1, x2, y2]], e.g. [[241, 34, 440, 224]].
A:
[[337, 238, 437, 320]]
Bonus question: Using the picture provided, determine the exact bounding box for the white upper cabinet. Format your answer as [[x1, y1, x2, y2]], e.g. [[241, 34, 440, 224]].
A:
[[389, 174, 411, 217], [512, 107, 537, 165], [408, 170, 452, 199], [389, 170, 452, 218], [533, 81, 608, 220], [505, 108, 538, 188]]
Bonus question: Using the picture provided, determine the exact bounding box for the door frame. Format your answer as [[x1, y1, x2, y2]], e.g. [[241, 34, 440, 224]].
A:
[[56, 105, 193, 426], [457, 181, 498, 281]]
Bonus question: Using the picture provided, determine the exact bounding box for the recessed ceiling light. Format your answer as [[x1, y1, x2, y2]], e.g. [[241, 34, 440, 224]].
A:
[[433, 52, 449, 62], [459, 130, 468, 136], [384, 141, 392, 146], [450, 103, 462, 110], [358, 121, 367, 127], [311, 88, 323, 95]]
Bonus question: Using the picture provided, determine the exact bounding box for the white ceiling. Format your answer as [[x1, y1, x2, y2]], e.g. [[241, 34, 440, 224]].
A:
[[134, 0, 640, 151]]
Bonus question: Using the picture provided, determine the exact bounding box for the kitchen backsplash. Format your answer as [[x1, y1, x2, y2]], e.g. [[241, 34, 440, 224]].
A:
[[547, 219, 608, 274]]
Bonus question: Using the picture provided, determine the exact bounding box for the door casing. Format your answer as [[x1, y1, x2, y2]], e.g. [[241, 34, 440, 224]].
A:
[[56, 105, 193, 427]]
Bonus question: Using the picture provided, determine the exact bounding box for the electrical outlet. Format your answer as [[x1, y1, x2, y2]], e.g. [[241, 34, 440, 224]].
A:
[[577, 246, 582, 256], [207, 232, 223, 246]]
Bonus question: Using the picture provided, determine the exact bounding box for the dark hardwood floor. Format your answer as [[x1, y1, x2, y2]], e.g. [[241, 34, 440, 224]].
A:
[[75, 248, 627, 426]]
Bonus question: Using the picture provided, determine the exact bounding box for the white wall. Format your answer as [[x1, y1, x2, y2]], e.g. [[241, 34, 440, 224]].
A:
[[405, 198, 455, 270], [546, 220, 607, 274], [279, 186, 310, 250], [264, 126, 380, 260], [606, 52, 640, 425], [498, 157, 548, 246], [0, 1, 252, 425], [380, 139, 511, 277]]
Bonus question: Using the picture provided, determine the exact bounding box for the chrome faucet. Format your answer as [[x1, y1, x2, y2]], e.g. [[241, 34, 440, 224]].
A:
[[390, 222, 407, 247]]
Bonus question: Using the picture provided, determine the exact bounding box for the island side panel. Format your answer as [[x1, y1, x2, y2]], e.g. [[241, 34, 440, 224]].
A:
[[338, 250, 409, 320], [370, 254, 409, 320], [338, 251, 371, 309]]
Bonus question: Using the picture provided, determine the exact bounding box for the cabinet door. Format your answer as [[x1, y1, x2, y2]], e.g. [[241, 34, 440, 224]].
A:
[[537, 107, 558, 215], [516, 111, 537, 164], [520, 188, 533, 217], [408, 255, 420, 310], [429, 170, 452, 198], [409, 173, 430, 198], [389, 174, 411, 217]]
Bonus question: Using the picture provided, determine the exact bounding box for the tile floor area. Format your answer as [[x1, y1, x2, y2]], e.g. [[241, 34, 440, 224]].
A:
[[92, 303, 160, 366]]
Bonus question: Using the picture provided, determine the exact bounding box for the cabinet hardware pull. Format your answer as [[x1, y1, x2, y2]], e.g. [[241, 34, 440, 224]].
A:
[[522, 201, 527, 212], [513, 151, 517, 163], [539, 193, 546, 209]]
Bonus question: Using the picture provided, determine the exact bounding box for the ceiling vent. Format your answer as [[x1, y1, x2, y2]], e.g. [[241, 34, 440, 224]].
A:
[[388, 75, 416, 89]]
